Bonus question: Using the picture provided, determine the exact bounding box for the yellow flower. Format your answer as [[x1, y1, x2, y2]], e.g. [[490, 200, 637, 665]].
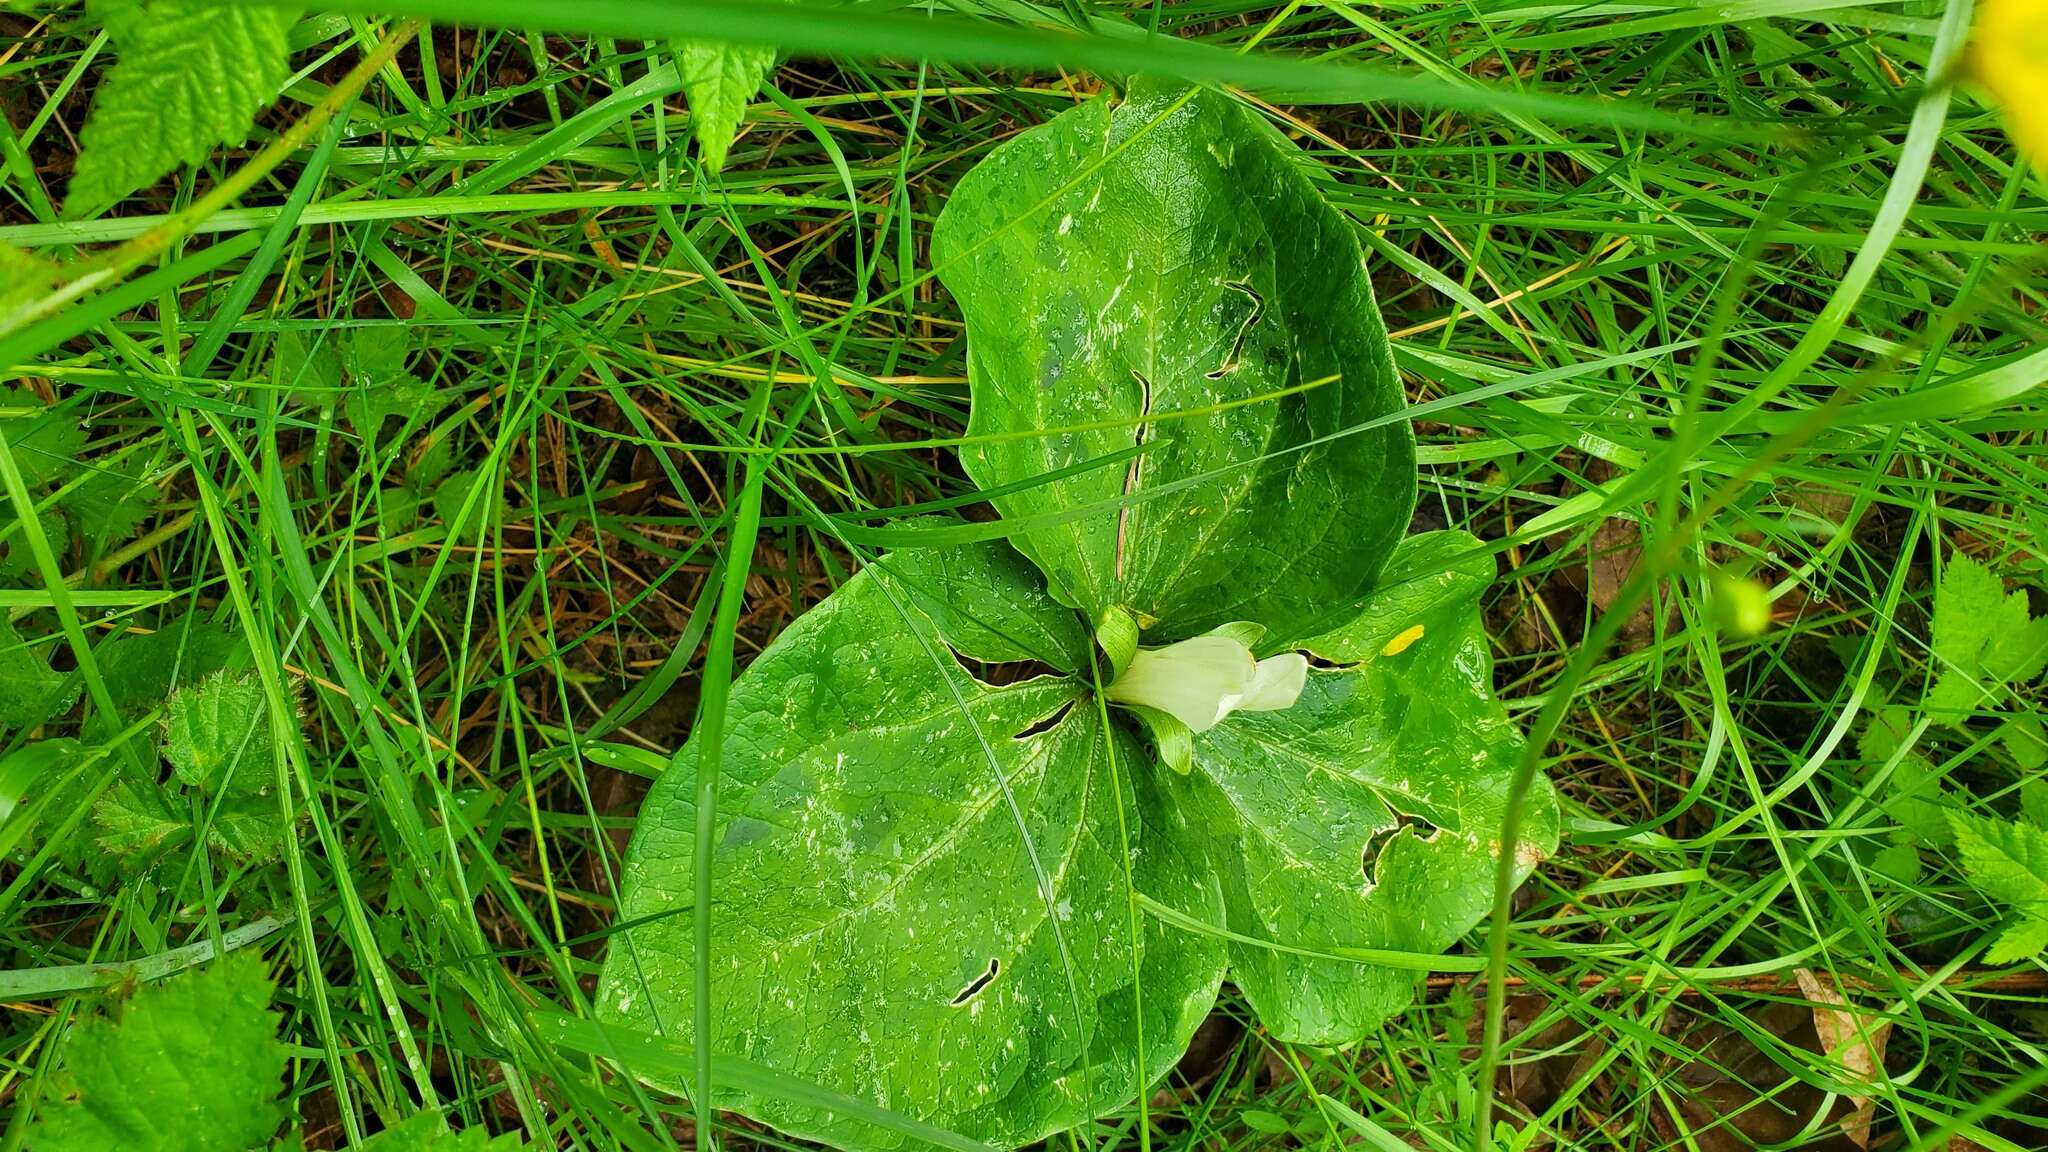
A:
[[1973, 0, 2048, 170]]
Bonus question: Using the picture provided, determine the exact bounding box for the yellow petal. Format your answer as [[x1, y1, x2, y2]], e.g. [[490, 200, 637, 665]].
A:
[[1973, 0, 2048, 170], [1381, 624, 1426, 657]]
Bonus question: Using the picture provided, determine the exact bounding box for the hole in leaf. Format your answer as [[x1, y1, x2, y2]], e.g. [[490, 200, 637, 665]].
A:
[[950, 957, 1001, 1006], [944, 644, 1063, 688], [1205, 279, 1265, 379], [1012, 701, 1075, 740], [1117, 370, 1155, 584], [1359, 810, 1442, 887]]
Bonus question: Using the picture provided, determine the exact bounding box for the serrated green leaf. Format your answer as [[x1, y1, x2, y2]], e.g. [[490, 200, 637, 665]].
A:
[[27, 952, 288, 1152], [599, 539, 1224, 1150], [1857, 705, 1912, 764], [0, 619, 77, 733], [1, 387, 86, 489], [2002, 716, 2048, 771], [407, 436, 457, 495], [344, 377, 435, 440], [1871, 841, 1922, 884], [2022, 779, 2048, 831], [92, 777, 189, 860], [430, 470, 516, 533], [1947, 809, 2048, 964], [1886, 755, 1952, 846], [85, 613, 244, 739], [1928, 551, 2048, 719], [1857, 709, 1952, 846], [1948, 809, 2048, 910], [204, 791, 287, 862], [64, 464, 160, 548], [1987, 915, 2048, 965], [1160, 531, 1559, 1042], [1, 505, 67, 583], [675, 39, 777, 171], [340, 329, 441, 447], [930, 80, 1413, 645], [64, 0, 299, 218], [275, 327, 344, 402], [162, 670, 275, 795], [1985, 615, 2048, 687]]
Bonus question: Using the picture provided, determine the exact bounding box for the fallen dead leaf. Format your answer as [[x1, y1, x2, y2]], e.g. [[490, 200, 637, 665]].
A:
[[1657, 1001, 1841, 1151], [1795, 968, 1893, 1148]]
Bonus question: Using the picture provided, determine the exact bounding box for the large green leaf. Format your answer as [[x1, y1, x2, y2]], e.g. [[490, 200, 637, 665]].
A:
[[1155, 532, 1558, 1043], [871, 533, 1093, 672], [930, 80, 1414, 644], [598, 540, 1224, 1150]]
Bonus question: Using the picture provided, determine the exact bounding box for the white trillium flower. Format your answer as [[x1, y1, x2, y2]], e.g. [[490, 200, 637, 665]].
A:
[[1104, 631, 1308, 733]]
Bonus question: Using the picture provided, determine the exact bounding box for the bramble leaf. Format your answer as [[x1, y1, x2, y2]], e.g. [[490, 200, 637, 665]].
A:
[[0, 507, 67, 583], [675, 39, 778, 172], [64, 0, 299, 218], [87, 613, 244, 738], [124, 669, 291, 862], [1948, 810, 2048, 908], [1871, 841, 1922, 884], [93, 777, 189, 860], [930, 79, 1414, 644], [26, 952, 288, 1151], [1, 388, 85, 489], [163, 670, 275, 794], [1926, 551, 2048, 719], [65, 464, 161, 549], [0, 619, 77, 733], [1857, 707, 1952, 847], [275, 327, 344, 401], [2023, 780, 2048, 830], [1987, 917, 2048, 966], [340, 329, 441, 447], [1947, 809, 2048, 964]]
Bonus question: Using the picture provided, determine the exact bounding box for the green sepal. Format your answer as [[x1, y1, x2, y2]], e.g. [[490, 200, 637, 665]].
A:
[[1123, 703, 1193, 775], [1205, 621, 1266, 649], [1095, 605, 1139, 681]]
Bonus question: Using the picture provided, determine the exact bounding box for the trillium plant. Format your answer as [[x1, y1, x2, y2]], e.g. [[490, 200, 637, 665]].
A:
[[599, 79, 1560, 1150]]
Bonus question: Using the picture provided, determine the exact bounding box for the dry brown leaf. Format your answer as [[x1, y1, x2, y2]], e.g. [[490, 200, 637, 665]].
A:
[[1795, 968, 1893, 1148]]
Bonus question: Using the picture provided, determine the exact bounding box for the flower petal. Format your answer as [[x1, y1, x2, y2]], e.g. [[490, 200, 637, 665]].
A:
[[1104, 634, 1256, 732], [1974, 0, 2048, 173], [1229, 653, 1309, 714]]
